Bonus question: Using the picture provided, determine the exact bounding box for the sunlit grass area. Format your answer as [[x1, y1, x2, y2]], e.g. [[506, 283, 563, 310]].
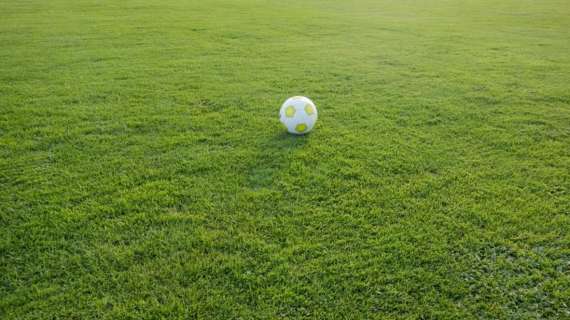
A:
[[1, 0, 569, 318]]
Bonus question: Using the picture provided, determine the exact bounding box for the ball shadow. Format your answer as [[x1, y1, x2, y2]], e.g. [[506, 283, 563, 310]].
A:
[[245, 130, 310, 190]]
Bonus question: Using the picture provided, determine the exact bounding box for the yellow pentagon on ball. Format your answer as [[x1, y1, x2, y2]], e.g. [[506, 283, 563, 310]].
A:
[[285, 105, 296, 117], [304, 104, 315, 115], [295, 123, 308, 133]]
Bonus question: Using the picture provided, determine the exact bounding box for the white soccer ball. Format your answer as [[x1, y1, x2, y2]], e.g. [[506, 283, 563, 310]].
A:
[[279, 96, 318, 135]]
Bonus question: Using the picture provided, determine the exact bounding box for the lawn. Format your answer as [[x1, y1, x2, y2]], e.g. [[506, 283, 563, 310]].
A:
[[1, 0, 569, 318]]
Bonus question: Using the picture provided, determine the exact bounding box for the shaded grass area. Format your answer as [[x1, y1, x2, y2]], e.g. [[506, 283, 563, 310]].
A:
[[1, 0, 569, 318]]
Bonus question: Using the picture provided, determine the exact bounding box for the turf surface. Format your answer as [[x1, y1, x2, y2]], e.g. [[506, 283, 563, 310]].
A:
[[1, 0, 569, 318]]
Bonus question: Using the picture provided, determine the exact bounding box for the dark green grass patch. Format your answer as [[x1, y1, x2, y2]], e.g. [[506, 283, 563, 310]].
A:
[[1, 0, 569, 318]]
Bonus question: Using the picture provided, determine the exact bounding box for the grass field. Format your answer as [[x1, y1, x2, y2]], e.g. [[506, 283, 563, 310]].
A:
[[1, 0, 569, 318]]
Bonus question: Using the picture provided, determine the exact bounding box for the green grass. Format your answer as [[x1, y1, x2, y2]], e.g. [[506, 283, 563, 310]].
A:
[[1, 0, 569, 318]]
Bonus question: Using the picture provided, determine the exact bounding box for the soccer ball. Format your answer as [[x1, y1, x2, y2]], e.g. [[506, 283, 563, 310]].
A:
[[279, 96, 318, 135]]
